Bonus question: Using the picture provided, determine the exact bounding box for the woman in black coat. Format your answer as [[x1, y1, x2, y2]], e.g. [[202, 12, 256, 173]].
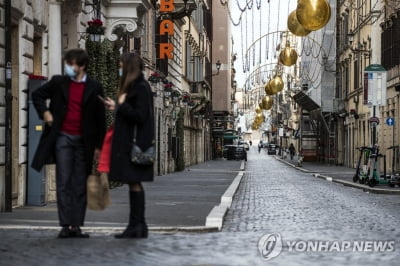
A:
[[103, 53, 154, 238]]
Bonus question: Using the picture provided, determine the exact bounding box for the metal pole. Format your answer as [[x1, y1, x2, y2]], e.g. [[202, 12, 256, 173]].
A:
[[372, 106, 376, 145], [4, 0, 12, 212]]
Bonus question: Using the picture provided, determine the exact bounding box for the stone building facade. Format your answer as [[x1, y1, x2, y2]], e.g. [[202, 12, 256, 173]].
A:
[[0, 0, 215, 211]]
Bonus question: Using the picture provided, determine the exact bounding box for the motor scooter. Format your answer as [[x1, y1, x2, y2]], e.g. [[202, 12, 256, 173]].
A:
[[353, 146, 369, 183], [367, 146, 390, 187], [387, 145, 400, 187]]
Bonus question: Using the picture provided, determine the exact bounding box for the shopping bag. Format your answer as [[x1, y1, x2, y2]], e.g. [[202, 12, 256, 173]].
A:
[[97, 125, 114, 173], [87, 172, 111, 211]]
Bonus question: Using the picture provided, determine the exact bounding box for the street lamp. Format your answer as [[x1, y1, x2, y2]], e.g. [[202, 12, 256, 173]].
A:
[[216, 60, 222, 74], [347, 33, 371, 56]]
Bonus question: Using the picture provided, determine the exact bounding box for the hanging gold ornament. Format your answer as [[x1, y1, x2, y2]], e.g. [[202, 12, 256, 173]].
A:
[[251, 124, 258, 130], [279, 42, 298, 66], [287, 10, 311, 36], [270, 76, 284, 94], [265, 81, 274, 95], [262, 96, 273, 110], [255, 106, 262, 114], [296, 0, 331, 31]]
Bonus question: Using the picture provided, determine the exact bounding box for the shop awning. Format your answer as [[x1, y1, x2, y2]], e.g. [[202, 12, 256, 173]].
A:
[[223, 134, 239, 140], [293, 91, 320, 111]]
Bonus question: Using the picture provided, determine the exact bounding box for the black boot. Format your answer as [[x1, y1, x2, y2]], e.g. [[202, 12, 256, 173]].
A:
[[115, 191, 148, 238]]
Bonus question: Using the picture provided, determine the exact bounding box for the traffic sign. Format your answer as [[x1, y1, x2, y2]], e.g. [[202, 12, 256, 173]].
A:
[[369, 117, 380, 127], [369, 117, 380, 124], [386, 117, 395, 126]]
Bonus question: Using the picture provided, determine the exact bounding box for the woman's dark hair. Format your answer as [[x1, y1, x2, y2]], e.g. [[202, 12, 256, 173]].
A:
[[64, 48, 89, 70], [119, 52, 144, 96]]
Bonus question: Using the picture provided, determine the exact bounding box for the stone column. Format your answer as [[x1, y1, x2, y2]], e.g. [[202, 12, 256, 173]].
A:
[[48, 0, 62, 76], [370, 0, 382, 65]]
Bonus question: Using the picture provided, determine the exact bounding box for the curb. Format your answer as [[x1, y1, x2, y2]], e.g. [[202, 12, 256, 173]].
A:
[[221, 172, 244, 208], [274, 156, 315, 173], [274, 156, 400, 195], [0, 225, 219, 233], [313, 174, 400, 195], [205, 163, 245, 230], [240, 160, 246, 171]]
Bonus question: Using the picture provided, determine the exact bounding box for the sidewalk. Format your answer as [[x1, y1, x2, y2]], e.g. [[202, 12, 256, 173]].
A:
[[272, 152, 400, 195], [0, 159, 243, 231]]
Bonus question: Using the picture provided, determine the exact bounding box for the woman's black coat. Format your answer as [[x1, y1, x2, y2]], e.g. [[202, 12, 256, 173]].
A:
[[108, 75, 154, 183], [31, 75, 106, 175]]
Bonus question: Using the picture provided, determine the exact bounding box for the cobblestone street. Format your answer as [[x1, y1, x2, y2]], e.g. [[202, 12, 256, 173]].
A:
[[1, 147, 400, 265]]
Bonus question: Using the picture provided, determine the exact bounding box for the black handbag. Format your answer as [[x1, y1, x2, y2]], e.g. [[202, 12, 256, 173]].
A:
[[130, 96, 155, 166], [131, 126, 155, 166]]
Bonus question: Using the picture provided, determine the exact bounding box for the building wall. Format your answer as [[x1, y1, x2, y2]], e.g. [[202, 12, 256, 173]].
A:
[[337, 0, 384, 168], [0, 0, 216, 209], [212, 0, 231, 113], [0, 0, 6, 210]]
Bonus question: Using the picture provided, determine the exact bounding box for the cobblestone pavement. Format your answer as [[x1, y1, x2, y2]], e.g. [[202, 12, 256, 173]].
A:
[[1, 147, 400, 266]]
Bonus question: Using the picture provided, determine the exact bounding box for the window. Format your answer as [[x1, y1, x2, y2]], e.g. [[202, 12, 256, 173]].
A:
[[353, 60, 359, 91], [185, 41, 193, 80]]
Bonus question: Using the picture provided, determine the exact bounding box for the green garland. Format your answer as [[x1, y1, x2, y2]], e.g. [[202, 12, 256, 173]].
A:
[[175, 109, 185, 171], [86, 38, 121, 188], [86, 39, 119, 127]]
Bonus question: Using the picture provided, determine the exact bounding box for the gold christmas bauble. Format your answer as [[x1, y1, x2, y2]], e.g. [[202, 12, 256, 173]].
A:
[[265, 81, 274, 95], [270, 76, 284, 93], [279, 46, 298, 66], [261, 96, 273, 110], [255, 106, 262, 114], [296, 0, 331, 31], [287, 10, 311, 36]]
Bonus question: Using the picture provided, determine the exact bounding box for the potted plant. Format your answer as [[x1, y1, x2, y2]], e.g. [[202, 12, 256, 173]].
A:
[[188, 100, 195, 107], [182, 94, 190, 103], [163, 81, 173, 97], [86, 18, 105, 42], [148, 72, 161, 83]]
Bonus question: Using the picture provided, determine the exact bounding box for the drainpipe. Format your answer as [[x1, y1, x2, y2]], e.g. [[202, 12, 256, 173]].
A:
[[4, 0, 12, 212]]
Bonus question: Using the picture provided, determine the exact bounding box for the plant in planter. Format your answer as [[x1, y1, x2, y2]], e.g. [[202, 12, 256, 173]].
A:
[[188, 100, 196, 107], [182, 94, 190, 103], [148, 71, 161, 83], [28, 74, 47, 80], [350, 109, 359, 119], [163, 81, 174, 97], [86, 18, 105, 41], [171, 90, 181, 97]]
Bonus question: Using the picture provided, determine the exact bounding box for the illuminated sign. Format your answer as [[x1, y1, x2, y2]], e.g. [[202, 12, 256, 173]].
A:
[[159, 0, 174, 59]]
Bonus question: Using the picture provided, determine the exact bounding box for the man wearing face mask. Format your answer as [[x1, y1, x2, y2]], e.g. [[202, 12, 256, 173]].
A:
[[31, 48, 106, 238]]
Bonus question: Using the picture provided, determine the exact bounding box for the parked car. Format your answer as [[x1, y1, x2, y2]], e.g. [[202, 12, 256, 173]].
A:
[[223, 145, 247, 160], [238, 140, 250, 151], [234, 145, 247, 160], [261, 140, 268, 148], [267, 144, 277, 155]]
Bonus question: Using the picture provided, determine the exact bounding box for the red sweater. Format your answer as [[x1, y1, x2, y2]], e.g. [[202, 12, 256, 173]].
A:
[[61, 81, 85, 135]]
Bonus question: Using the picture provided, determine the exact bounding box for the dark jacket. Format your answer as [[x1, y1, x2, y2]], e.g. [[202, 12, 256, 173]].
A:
[[31, 75, 106, 175], [109, 74, 154, 183], [289, 145, 296, 154]]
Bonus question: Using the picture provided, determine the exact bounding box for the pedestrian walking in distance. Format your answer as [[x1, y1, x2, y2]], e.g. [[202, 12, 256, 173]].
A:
[[103, 52, 154, 238], [258, 141, 262, 153], [289, 143, 296, 160], [31, 48, 106, 238]]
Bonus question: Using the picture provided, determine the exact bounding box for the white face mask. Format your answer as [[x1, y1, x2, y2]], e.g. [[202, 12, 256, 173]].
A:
[[118, 68, 123, 77], [64, 64, 77, 77]]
